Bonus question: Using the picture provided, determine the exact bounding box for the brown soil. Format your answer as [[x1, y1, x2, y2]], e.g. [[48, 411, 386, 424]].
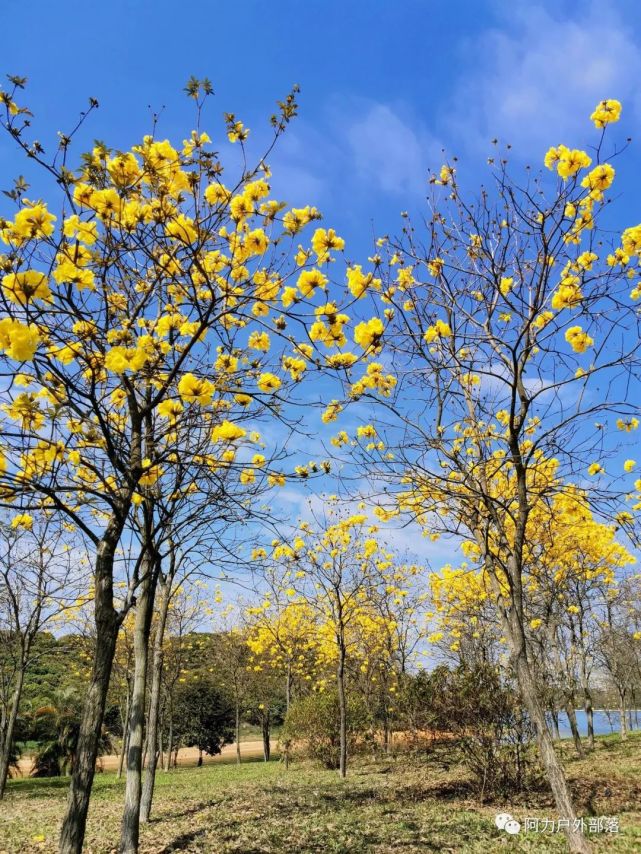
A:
[[11, 739, 267, 778]]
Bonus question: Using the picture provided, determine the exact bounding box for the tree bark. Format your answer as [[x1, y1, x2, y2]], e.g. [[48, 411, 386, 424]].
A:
[[165, 714, 173, 772], [140, 571, 171, 823], [262, 714, 270, 762], [619, 692, 628, 741], [549, 708, 561, 741], [510, 629, 591, 853], [120, 553, 157, 854], [337, 643, 347, 779], [583, 689, 595, 750], [235, 700, 241, 764], [59, 535, 121, 854], [285, 662, 292, 712], [565, 704, 585, 758], [0, 667, 25, 799], [117, 688, 131, 780]]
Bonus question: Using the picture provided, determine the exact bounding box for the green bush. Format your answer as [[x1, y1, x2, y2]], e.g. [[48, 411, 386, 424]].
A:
[[282, 690, 371, 769]]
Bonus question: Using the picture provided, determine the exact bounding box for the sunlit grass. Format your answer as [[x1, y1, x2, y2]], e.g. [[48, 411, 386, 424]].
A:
[[3, 732, 640, 852]]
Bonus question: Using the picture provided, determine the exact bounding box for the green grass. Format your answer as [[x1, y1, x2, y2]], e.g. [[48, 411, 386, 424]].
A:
[[2, 733, 641, 852]]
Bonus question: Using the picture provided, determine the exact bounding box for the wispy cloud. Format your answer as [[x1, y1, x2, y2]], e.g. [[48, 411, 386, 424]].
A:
[[447, 2, 641, 158], [342, 101, 443, 196]]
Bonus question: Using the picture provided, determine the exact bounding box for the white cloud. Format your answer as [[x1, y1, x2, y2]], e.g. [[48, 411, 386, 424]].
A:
[[448, 2, 641, 157], [266, 98, 443, 206], [344, 102, 443, 195]]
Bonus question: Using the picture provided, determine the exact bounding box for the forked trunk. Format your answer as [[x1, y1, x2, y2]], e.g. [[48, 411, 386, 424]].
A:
[[59, 543, 120, 854], [140, 575, 171, 822], [120, 556, 157, 854]]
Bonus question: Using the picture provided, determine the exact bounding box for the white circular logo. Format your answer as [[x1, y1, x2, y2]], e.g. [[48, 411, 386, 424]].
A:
[[495, 813, 512, 830], [505, 819, 521, 835]]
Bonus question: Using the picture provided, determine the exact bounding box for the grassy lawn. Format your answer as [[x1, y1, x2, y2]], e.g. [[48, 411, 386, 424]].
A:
[[1, 734, 640, 853]]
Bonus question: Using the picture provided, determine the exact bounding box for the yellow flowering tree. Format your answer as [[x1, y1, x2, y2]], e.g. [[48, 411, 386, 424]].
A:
[[331, 101, 639, 852], [428, 486, 634, 755], [246, 594, 320, 711], [261, 505, 407, 777], [0, 75, 358, 853]]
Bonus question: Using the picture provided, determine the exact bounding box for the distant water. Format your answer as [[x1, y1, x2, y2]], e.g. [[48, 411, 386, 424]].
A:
[[548, 709, 641, 738]]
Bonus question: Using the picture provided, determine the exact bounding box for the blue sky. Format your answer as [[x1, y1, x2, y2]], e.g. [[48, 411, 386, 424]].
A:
[[2, 0, 641, 574], [4, 0, 641, 255]]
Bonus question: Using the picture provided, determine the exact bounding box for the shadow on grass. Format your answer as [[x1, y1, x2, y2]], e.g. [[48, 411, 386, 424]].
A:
[[158, 827, 207, 852], [151, 797, 224, 823], [6, 776, 71, 794]]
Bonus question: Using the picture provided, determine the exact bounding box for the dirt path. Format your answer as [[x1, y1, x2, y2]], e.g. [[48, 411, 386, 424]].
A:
[[13, 739, 268, 777]]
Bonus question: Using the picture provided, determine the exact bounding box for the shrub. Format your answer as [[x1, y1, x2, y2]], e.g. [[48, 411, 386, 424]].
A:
[[282, 690, 371, 769], [429, 664, 541, 798]]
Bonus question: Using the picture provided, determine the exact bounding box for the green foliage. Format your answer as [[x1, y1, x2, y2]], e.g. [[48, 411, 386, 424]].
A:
[[30, 689, 112, 777], [428, 664, 542, 798], [282, 690, 371, 769], [172, 680, 235, 759]]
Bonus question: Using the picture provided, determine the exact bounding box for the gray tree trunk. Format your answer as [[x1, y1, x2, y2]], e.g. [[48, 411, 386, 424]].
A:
[[285, 663, 292, 712], [619, 693, 628, 741], [337, 644, 347, 779], [165, 716, 173, 773], [0, 667, 25, 798], [119, 554, 156, 854], [549, 708, 561, 741], [565, 704, 585, 758], [235, 702, 241, 764], [117, 688, 131, 780], [583, 690, 595, 750], [140, 576, 171, 822], [59, 535, 121, 854], [262, 715, 270, 762], [508, 620, 591, 853]]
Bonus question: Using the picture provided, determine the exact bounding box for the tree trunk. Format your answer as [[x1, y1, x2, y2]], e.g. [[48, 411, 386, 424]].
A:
[[619, 692, 628, 741], [197, 748, 203, 767], [59, 537, 121, 854], [140, 574, 171, 823], [165, 716, 173, 772], [117, 689, 131, 780], [584, 689, 595, 750], [0, 666, 25, 799], [262, 714, 270, 762], [337, 645, 347, 779], [565, 704, 585, 758], [120, 556, 156, 854], [285, 663, 292, 712], [549, 708, 561, 741], [235, 700, 241, 765], [504, 607, 592, 854]]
